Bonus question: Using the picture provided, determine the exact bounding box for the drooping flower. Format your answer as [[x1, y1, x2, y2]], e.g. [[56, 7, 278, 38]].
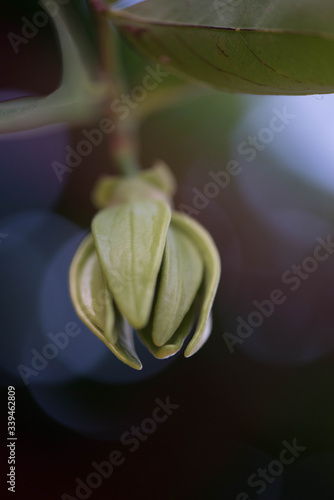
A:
[[69, 162, 220, 369]]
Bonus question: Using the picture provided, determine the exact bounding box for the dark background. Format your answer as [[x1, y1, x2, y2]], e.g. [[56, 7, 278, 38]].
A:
[[1, 1, 334, 499]]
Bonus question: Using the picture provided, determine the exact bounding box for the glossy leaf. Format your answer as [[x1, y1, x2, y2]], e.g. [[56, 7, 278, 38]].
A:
[[69, 234, 142, 370], [117, 30, 198, 121], [0, 1, 107, 133], [171, 212, 221, 357], [92, 200, 171, 329], [109, 0, 334, 95], [152, 223, 203, 347]]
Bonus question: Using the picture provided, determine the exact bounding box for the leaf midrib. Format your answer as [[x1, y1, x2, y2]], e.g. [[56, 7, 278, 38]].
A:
[[110, 9, 334, 42]]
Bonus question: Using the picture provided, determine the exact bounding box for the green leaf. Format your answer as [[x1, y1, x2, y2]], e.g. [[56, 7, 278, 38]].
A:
[[117, 30, 199, 121], [109, 0, 334, 95], [92, 200, 171, 329], [103, 276, 117, 344], [0, 1, 108, 133], [171, 212, 221, 358], [152, 223, 203, 347], [69, 234, 142, 370]]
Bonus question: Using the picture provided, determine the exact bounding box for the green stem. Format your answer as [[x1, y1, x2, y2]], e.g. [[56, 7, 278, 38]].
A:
[[94, 3, 140, 177]]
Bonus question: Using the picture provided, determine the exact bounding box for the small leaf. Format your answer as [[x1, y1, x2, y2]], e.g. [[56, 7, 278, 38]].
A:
[[152, 223, 203, 347], [109, 0, 334, 95], [138, 161, 177, 197], [0, 1, 108, 133], [92, 200, 171, 329], [91, 177, 122, 210], [69, 234, 142, 369], [171, 212, 221, 357]]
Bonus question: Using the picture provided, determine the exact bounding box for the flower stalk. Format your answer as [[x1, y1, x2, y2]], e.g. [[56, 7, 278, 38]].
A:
[[93, 0, 140, 177]]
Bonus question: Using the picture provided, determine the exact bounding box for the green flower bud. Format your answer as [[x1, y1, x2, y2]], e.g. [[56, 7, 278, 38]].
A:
[[69, 163, 221, 369]]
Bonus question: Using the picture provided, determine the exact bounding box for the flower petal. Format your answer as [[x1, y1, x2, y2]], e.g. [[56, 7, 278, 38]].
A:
[[138, 302, 196, 359], [69, 234, 142, 369], [152, 223, 203, 346], [109, 316, 142, 370], [170, 212, 221, 357], [70, 234, 107, 332], [92, 200, 171, 329]]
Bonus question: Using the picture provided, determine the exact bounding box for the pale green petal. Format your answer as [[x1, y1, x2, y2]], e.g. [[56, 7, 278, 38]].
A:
[[70, 234, 107, 332], [103, 276, 117, 344], [171, 212, 221, 357], [138, 303, 196, 359], [109, 316, 142, 370], [92, 200, 171, 329], [69, 234, 142, 369], [152, 224, 203, 346]]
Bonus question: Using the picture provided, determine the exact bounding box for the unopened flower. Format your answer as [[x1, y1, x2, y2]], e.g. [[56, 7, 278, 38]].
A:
[[70, 162, 220, 369]]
